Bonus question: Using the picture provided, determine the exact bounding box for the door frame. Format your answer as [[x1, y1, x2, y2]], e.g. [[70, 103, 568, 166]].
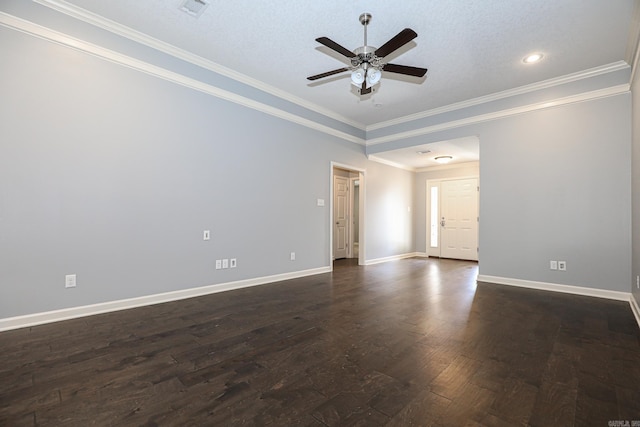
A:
[[330, 162, 365, 268], [348, 176, 360, 259], [426, 175, 479, 258]]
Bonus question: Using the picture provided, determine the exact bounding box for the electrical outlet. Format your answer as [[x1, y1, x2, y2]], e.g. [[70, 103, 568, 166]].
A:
[[558, 261, 567, 271], [65, 274, 76, 288], [290, 252, 296, 261], [550, 260, 558, 270], [215, 260, 222, 270], [203, 230, 210, 241], [222, 259, 229, 269], [230, 258, 237, 268]]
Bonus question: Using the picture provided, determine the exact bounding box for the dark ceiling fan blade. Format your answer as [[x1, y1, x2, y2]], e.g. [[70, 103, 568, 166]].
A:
[[316, 37, 356, 58], [307, 68, 350, 81], [360, 81, 372, 95], [374, 28, 418, 58], [383, 63, 428, 78]]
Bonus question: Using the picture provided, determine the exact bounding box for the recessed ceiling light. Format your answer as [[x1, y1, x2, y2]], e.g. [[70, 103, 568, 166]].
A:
[[434, 155, 453, 164], [417, 150, 431, 155], [523, 53, 544, 64], [374, 103, 383, 108]]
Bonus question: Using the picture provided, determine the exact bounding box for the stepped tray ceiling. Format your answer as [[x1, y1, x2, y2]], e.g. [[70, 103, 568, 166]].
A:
[[51, 0, 636, 127]]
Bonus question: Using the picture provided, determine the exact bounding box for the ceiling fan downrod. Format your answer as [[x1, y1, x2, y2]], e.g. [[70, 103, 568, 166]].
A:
[[360, 13, 371, 46], [352, 13, 381, 92]]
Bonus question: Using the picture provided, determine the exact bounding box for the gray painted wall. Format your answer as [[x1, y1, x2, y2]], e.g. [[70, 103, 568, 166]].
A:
[[479, 95, 631, 292], [633, 64, 640, 304], [410, 95, 631, 292], [0, 26, 414, 318]]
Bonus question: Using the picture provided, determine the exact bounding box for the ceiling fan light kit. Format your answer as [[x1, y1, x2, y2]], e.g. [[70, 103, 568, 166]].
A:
[[308, 13, 428, 96]]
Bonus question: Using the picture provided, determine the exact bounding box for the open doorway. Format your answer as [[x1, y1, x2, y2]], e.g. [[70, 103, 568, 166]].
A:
[[331, 163, 365, 267]]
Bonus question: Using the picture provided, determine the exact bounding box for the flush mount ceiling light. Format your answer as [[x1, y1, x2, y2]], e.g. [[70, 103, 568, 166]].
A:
[[523, 53, 544, 64], [434, 155, 453, 164], [180, 0, 209, 18]]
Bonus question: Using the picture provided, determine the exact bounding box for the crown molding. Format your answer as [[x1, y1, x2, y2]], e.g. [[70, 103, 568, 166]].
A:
[[367, 61, 630, 132], [33, 0, 367, 131], [7, 2, 633, 150], [0, 12, 365, 146], [366, 83, 630, 147], [414, 161, 480, 173], [367, 155, 416, 172], [367, 156, 480, 173]]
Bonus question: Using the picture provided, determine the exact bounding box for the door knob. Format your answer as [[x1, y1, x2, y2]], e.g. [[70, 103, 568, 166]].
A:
[[440, 217, 445, 227]]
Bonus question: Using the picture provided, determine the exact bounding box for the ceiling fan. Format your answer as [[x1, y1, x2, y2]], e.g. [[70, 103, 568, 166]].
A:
[[308, 13, 428, 95]]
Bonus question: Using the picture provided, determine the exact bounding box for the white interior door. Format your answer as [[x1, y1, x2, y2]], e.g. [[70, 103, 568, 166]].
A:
[[333, 175, 349, 259], [440, 178, 478, 261]]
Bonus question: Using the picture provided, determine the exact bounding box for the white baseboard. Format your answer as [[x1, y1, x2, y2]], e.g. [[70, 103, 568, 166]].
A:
[[477, 274, 630, 301], [365, 252, 422, 265], [0, 266, 331, 332], [631, 294, 640, 329]]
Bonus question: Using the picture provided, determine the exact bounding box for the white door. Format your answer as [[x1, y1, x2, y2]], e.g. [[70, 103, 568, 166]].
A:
[[333, 175, 349, 259], [440, 178, 478, 261]]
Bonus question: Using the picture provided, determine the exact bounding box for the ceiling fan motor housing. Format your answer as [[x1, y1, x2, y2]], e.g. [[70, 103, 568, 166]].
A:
[[353, 46, 383, 68]]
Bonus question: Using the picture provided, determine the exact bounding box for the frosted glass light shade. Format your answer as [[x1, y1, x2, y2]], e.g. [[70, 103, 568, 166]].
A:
[[351, 68, 365, 85], [366, 68, 381, 86]]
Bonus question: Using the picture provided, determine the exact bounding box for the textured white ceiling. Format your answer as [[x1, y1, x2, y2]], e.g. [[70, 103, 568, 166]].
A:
[[54, 0, 635, 128]]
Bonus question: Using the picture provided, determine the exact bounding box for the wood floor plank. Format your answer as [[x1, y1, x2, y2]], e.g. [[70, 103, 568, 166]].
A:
[[528, 379, 577, 426], [429, 355, 483, 400], [0, 258, 639, 425], [385, 389, 451, 427]]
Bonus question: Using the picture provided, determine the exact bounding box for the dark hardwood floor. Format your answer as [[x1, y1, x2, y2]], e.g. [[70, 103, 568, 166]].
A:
[[1, 258, 639, 426]]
